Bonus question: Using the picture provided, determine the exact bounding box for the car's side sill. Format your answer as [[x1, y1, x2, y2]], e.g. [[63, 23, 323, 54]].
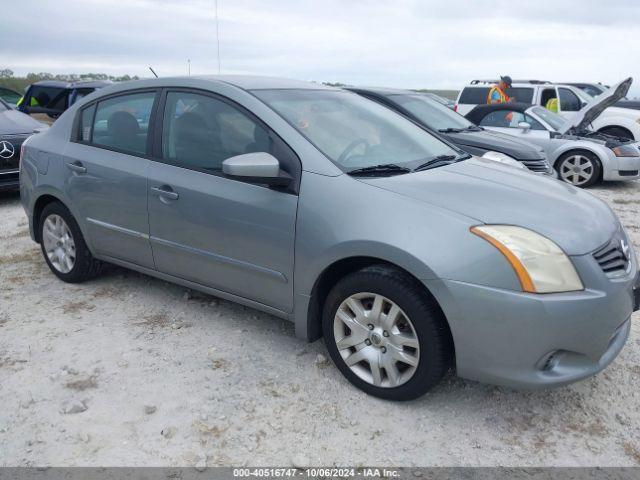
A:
[[95, 254, 293, 322]]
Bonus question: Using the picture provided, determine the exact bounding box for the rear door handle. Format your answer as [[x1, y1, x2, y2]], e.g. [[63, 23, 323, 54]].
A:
[[66, 161, 87, 174], [151, 185, 179, 201]]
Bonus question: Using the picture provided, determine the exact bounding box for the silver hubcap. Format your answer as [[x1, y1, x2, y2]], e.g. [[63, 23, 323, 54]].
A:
[[559, 155, 594, 186], [42, 214, 76, 274], [333, 293, 420, 388]]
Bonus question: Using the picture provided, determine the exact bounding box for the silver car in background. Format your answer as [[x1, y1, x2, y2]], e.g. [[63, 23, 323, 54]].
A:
[[466, 80, 640, 187], [20, 76, 640, 400]]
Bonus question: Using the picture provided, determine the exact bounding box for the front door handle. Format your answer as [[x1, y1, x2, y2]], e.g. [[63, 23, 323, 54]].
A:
[[151, 185, 179, 201], [66, 161, 87, 174]]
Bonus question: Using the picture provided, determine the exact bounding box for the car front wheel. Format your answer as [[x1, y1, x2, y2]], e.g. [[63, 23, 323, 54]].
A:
[[556, 151, 601, 188], [322, 265, 452, 401], [39, 202, 102, 283]]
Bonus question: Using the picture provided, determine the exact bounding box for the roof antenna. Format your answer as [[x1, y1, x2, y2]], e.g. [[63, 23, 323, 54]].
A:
[[149, 67, 159, 78]]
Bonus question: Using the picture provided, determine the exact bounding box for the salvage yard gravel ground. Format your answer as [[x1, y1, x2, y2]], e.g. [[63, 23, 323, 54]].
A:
[[0, 182, 639, 467]]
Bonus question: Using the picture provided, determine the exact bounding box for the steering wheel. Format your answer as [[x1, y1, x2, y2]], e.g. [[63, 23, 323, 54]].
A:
[[337, 139, 370, 165]]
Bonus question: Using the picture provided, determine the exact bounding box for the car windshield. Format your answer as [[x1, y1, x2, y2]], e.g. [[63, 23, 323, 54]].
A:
[[254, 89, 460, 171], [389, 94, 474, 131], [531, 106, 566, 131]]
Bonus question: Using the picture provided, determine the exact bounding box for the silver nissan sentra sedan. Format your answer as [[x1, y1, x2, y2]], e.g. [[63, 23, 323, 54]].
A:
[[19, 76, 640, 400]]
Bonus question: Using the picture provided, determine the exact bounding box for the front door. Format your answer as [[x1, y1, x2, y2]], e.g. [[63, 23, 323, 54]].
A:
[[478, 109, 552, 155], [147, 90, 299, 312], [63, 90, 157, 268]]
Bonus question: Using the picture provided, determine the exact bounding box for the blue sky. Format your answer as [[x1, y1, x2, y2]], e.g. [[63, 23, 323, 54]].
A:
[[1, 0, 639, 97]]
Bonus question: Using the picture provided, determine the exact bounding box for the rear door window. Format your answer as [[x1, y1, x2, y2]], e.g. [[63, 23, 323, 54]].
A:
[[91, 91, 156, 156]]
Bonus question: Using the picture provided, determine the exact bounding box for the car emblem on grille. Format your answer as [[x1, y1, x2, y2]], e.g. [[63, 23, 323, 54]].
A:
[[621, 238, 630, 261], [0, 140, 15, 159]]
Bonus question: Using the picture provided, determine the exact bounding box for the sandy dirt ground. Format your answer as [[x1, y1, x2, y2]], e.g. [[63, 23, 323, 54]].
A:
[[0, 181, 639, 468]]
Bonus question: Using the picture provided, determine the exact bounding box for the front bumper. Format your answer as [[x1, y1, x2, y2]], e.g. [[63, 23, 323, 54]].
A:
[[602, 155, 640, 181], [425, 253, 637, 389]]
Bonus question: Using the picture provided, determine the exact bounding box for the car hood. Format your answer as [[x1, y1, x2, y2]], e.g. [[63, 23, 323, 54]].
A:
[[446, 129, 545, 160], [0, 108, 46, 135], [560, 77, 632, 134], [357, 157, 618, 255]]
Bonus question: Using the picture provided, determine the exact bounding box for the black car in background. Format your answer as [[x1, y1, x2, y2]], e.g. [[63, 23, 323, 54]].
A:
[[17, 80, 111, 121], [347, 86, 553, 174], [0, 98, 47, 191]]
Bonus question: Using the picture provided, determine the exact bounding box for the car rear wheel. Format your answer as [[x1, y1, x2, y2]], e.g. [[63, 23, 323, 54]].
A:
[[39, 202, 102, 283], [322, 265, 452, 401], [556, 151, 601, 188]]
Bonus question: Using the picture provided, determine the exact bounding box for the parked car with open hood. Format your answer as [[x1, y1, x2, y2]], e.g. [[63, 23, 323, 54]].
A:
[[466, 80, 640, 187], [0, 98, 47, 191], [456, 78, 640, 140], [20, 76, 640, 400], [17, 80, 111, 123], [347, 86, 552, 175]]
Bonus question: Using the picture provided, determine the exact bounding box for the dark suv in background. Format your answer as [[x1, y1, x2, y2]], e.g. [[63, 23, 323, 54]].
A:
[[17, 80, 111, 123]]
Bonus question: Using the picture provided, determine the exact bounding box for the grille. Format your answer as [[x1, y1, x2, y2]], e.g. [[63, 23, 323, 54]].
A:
[[521, 158, 551, 173], [593, 229, 632, 277], [0, 134, 28, 172]]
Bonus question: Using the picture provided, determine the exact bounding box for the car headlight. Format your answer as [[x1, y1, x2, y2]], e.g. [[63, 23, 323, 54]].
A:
[[471, 225, 584, 293], [482, 151, 527, 170], [611, 144, 639, 157]]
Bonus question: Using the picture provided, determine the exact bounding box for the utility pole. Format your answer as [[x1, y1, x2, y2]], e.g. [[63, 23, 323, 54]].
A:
[[215, 0, 221, 74]]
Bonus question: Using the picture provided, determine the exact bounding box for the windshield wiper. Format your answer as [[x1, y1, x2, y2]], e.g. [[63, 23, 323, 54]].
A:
[[438, 128, 464, 133], [413, 154, 469, 172], [465, 125, 483, 132], [346, 163, 412, 177]]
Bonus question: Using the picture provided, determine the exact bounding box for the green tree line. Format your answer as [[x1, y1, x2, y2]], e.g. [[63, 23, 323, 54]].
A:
[[0, 69, 140, 93]]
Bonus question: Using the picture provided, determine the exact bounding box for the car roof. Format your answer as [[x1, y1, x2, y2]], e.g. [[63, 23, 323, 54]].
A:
[[31, 80, 112, 89], [464, 102, 534, 124], [194, 75, 335, 91], [81, 75, 337, 96]]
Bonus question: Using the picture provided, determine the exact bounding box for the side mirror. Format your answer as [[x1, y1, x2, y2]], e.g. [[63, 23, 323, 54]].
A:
[[222, 152, 292, 186], [518, 121, 531, 132]]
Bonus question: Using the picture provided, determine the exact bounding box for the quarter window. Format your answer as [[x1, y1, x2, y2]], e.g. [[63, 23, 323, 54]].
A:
[[80, 104, 96, 142], [161, 91, 276, 172], [92, 92, 155, 155]]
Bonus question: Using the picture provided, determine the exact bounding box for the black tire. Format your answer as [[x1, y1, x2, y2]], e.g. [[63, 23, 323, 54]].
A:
[[322, 265, 452, 401], [599, 127, 634, 141], [39, 202, 102, 283], [555, 150, 602, 188]]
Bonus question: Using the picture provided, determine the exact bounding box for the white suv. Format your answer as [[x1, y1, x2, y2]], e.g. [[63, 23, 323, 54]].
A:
[[456, 79, 640, 140]]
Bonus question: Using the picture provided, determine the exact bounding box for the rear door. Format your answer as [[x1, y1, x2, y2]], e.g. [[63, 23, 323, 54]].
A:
[[146, 89, 300, 312], [63, 89, 158, 268]]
